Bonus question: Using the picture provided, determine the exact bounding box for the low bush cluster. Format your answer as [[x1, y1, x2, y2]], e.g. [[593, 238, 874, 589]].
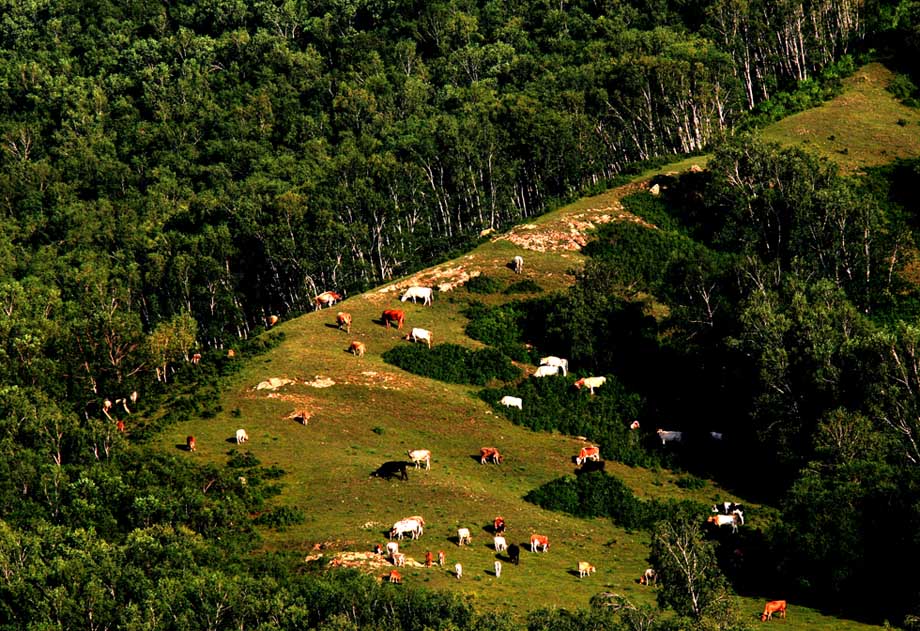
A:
[[382, 344, 520, 385], [465, 275, 505, 294]]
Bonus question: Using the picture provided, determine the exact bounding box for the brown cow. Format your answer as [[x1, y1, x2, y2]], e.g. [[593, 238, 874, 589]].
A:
[[425, 551, 433, 567], [349, 341, 366, 357], [267, 315, 279, 327], [529, 534, 549, 552], [186, 436, 197, 452], [336, 311, 352, 333], [761, 600, 786, 621], [315, 291, 342, 310], [479, 447, 504, 464], [388, 570, 402, 584], [493, 516, 505, 534], [382, 309, 405, 330]]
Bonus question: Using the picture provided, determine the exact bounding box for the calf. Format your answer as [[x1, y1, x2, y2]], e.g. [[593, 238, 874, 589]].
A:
[[406, 327, 432, 349], [336, 311, 352, 333], [508, 543, 520, 565], [349, 340, 366, 357], [530, 534, 549, 553], [761, 600, 786, 621], [499, 395, 522, 410], [186, 435, 197, 452], [493, 536, 507, 552], [236, 429, 249, 444], [457, 528, 472, 546], [578, 562, 596, 578], [656, 429, 684, 445]]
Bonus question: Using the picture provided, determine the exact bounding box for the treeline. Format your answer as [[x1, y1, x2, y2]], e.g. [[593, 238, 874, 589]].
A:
[[0, 0, 903, 406], [474, 138, 920, 624]]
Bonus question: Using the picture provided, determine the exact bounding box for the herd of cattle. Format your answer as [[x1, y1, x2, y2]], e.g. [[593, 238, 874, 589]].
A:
[[178, 263, 783, 620]]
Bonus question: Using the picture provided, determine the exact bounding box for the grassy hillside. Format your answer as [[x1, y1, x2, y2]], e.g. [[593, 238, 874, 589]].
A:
[[152, 64, 916, 629]]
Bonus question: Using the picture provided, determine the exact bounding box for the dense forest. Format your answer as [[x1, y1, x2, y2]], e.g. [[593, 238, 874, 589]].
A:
[[3, 0, 920, 629]]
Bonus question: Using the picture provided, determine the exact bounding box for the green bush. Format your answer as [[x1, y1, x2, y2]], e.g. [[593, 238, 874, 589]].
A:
[[465, 274, 504, 294], [254, 505, 306, 530], [464, 302, 531, 361], [675, 475, 707, 490], [383, 343, 520, 385], [504, 279, 543, 294]]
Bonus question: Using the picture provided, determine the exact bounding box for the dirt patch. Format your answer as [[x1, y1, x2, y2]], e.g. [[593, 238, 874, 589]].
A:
[[366, 264, 482, 303], [305, 376, 336, 388], [255, 377, 295, 390]]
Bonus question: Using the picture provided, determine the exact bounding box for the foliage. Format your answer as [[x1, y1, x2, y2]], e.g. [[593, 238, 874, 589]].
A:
[[503, 279, 543, 294], [254, 506, 306, 530], [465, 275, 505, 294], [382, 343, 520, 385]]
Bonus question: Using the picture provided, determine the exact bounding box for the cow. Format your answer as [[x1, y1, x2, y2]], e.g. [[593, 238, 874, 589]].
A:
[[511, 255, 524, 274], [499, 395, 522, 410], [575, 446, 601, 465], [656, 429, 684, 445], [494, 560, 502, 577], [372, 461, 409, 481], [425, 551, 433, 567], [539, 356, 568, 376], [392, 552, 406, 567], [533, 364, 562, 377], [388, 570, 402, 584], [408, 449, 431, 470], [116, 420, 126, 433], [406, 327, 432, 349], [236, 429, 249, 444], [455, 563, 462, 579], [530, 534, 549, 552], [494, 536, 507, 552], [640, 568, 657, 585], [336, 312, 352, 333], [386, 542, 399, 558], [574, 376, 606, 394], [761, 600, 787, 622], [382, 309, 405, 329], [438, 550, 445, 566], [401, 286, 433, 305], [578, 562, 596, 578], [191, 353, 201, 364], [480, 447, 504, 464], [457, 528, 472, 546], [186, 436, 197, 452], [390, 518, 423, 540], [349, 340, 366, 357], [508, 544, 520, 565], [267, 315, 279, 327], [707, 513, 741, 534], [493, 516, 506, 534], [629, 420, 640, 430], [315, 291, 342, 310]]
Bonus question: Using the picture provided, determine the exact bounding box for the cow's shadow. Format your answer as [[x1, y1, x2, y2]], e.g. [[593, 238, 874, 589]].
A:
[[175, 444, 191, 451], [225, 437, 239, 444], [567, 569, 582, 578], [468, 454, 484, 464], [324, 323, 344, 330]]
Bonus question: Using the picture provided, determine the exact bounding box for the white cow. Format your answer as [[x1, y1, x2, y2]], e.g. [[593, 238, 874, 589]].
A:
[[236, 429, 249, 444], [494, 560, 502, 577], [386, 542, 399, 557], [455, 563, 463, 579], [401, 286, 433, 305], [457, 528, 472, 546], [390, 518, 424, 540], [573, 376, 606, 394], [578, 562, 596, 578], [493, 535, 507, 552], [656, 429, 684, 445], [512, 256, 523, 274], [533, 364, 561, 377], [539, 356, 568, 376], [499, 395, 522, 410], [408, 449, 431, 470], [406, 328, 433, 349]]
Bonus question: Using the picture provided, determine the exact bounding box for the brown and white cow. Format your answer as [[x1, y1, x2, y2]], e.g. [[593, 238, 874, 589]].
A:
[[639, 568, 657, 585], [574, 376, 606, 394], [480, 447, 504, 464], [382, 309, 405, 330], [315, 291, 342, 310], [336, 312, 352, 333], [577, 561, 596, 578], [349, 340, 366, 357], [530, 534, 549, 552], [575, 446, 601, 465], [761, 600, 786, 621], [186, 435, 197, 452], [493, 516, 506, 534]]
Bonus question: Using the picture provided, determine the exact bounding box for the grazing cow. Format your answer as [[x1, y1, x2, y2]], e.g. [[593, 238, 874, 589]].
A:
[[656, 429, 684, 445], [425, 551, 433, 567], [533, 364, 561, 377], [457, 528, 472, 546], [408, 449, 431, 470], [406, 327, 433, 349], [530, 534, 549, 553], [382, 309, 405, 330], [499, 395, 523, 410], [336, 312, 352, 333], [386, 542, 399, 558], [392, 552, 406, 567], [315, 291, 342, 310], [116, 420, 126, 433], [578, 562, 596, 578], [186, 436, 197, 452], [761, 600, 787, 622], [539, 356, 568, 376], [455, 563, 463, 579], [494, 536, 507, 552], [390, 518, 424, 540], [349, 340, 366, 357], [191, 353, 201, 364], [707, 513, 742, 534], [236, 429, 249, 444], [640, 568, 657, 585], [629, 420, 640, 430], [267, 315, 279, 327], [512, 255, 524, 274], [480, 447, 504, 464], [508, 544, 520, 565], [575, 446, 601, 466], [401, 286, 433, 305], [438, 550, 445, 566], [493, 516, 506, 534], [388, 570, 402, 584], [372, 461, 409, 481], [494, 560, 502, 577], [574, 376, 606, 394]]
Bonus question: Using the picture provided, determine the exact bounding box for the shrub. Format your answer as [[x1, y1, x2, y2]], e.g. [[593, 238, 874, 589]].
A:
[[676, 475, 707, 490], [382, 343, 520, 385], [465, 274, 504, 294], [464, 302, 530, 361], [227, 450, 261, 468], [254, 505, 306, 530], [503, 279, 543, 294]]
